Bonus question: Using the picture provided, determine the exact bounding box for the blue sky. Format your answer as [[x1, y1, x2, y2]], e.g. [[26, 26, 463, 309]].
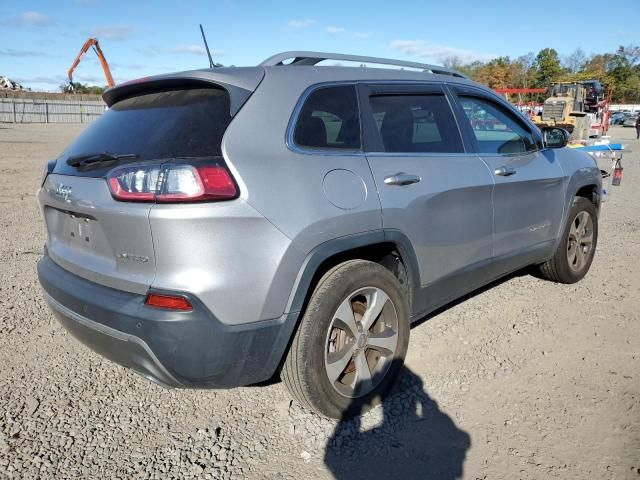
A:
[[1, 0, 638, 91]]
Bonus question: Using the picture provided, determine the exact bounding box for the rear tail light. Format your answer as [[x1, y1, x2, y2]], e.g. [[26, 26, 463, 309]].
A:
[[41, 160, 56, 186], [145, 293, 193, 311], [107, 162, 237, 203]]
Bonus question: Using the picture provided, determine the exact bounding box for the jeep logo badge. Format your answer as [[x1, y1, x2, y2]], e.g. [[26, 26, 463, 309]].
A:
[[55, 184, 72, 202]]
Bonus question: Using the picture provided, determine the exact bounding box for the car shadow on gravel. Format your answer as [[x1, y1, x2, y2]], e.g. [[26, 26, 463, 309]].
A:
[[324, 365, 471, 480]]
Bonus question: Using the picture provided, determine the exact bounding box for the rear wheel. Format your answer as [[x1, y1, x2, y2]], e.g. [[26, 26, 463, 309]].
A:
[[539, 197, 598, 283], [282, 260, 410, 419]]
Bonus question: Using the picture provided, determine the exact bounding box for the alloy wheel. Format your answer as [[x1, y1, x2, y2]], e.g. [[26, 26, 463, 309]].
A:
[[324, 287, 399, 398], [567, 210, 594, 272]]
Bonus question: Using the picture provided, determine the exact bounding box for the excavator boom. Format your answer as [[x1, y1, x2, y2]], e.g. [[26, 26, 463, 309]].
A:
[[67, 38, 115, 88]]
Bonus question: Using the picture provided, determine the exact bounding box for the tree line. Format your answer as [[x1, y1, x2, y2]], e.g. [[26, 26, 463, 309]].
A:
[[59, 82, 107, 94], [60, 45, 640, 103], [445, 45, 640, 103]]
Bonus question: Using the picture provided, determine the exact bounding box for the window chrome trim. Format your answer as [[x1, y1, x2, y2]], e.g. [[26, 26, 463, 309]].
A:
[[286, 81, 364, 157], [286, 80, 466, 157], [365, 151, 476, 158], [286, 79, 531, 158]]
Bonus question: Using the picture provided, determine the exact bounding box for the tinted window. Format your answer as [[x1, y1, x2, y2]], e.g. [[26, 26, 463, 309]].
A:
[[459, 96, 536, 154], [368, 94, 463, 153], [54, 88, 231, 177], [294, 85, 361, 150]]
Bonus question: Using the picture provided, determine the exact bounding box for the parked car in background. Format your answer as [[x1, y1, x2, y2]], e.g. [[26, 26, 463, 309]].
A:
[[610, 112, 627, 125], [37, 51, 603, 418], [611, 112, 636, 125], [622, 113, 639, 127]]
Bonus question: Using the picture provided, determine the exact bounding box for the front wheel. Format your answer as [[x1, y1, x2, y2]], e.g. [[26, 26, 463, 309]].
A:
[[281, 260, 410, 419], [539, 196, 598, 283]]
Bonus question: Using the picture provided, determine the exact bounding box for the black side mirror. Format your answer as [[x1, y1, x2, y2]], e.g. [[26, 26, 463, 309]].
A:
[[541, 127, 570, 149]]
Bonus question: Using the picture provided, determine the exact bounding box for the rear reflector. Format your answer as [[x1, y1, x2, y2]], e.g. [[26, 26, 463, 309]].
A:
[[145, 293, 193, 311], [107, 162, 237, 203]]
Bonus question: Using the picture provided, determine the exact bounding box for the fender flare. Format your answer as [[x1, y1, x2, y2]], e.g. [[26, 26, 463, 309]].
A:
[[551, 167, 601, 253], [284, 229, 422, 315]]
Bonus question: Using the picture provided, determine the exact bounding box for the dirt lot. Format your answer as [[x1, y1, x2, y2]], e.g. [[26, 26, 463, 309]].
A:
[[0, 123, 638, 479]]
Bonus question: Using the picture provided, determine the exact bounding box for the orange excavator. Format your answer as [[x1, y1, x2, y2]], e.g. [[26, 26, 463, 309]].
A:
[[66, 38, 115, 91]]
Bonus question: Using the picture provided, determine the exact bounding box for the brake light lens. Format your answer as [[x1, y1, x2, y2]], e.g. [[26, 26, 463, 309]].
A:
[[107, 162, 237, 203], [145, 293, 193, 311]]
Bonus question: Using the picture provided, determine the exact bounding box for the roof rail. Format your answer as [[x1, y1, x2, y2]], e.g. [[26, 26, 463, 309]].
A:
[[259, 51, 468, 79]]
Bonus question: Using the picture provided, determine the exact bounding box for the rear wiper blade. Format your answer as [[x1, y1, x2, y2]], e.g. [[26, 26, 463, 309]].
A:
[[66, 152, 139, 168]]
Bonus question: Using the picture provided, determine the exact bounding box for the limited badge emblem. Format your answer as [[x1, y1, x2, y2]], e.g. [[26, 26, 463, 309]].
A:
[[117, 252, 150, 263]]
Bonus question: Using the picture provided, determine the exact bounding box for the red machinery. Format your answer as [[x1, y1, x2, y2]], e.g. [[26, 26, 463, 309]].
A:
[[67, 38, 115, 89], [590, 86, 613, 136], [494, 88, 546, 119]]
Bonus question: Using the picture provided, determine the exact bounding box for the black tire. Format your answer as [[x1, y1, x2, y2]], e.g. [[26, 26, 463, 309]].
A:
[[539, 197, 598, 283], [282, 260, 410, 419]]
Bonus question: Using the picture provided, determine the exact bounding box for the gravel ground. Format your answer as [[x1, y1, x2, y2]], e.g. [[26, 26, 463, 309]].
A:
[[0, 123, 638, 480]]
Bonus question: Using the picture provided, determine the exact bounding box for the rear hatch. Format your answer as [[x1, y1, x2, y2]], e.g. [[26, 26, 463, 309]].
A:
[[39, 73, 260, 294]]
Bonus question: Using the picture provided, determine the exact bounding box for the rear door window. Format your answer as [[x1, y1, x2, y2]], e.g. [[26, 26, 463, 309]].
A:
[[457, 96, 537, 154], [367, 94, 463, 153], [54, 87, 231, 177], [293, 85, 361, 150]]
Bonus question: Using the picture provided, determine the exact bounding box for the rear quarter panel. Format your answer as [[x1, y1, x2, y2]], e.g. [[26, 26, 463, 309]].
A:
[[221, 69, 383, 318], [222, 69, 383, 251]]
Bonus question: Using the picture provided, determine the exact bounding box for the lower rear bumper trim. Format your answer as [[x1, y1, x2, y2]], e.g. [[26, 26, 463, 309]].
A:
[[43, 290, 183, 388]]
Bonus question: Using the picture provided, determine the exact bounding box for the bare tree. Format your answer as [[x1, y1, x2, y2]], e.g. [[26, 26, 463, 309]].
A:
[[563, 48, 587, 73], [443, 56, 464, 70], [515, 52, 536, 88]]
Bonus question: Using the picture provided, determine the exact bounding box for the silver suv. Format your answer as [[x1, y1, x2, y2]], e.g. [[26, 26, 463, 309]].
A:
[[37, 51, 601, 418]]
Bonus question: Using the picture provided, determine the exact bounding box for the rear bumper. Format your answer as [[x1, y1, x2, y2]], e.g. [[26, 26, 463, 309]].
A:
[[37, 254, 298, 388]]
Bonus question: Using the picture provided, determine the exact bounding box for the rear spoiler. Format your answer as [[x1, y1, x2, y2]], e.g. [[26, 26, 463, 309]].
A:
[[102, 67, 265, 116]]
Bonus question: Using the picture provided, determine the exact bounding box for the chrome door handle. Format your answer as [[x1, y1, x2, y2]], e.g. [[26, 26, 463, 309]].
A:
[[494, 166, 516, 176], [384, 173, 422, 186]]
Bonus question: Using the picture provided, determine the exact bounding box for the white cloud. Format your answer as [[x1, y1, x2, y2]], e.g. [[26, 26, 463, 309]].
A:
[[325, 27, 372, 38], [109, 62, 147, 71], [170, 45, 207, 55], [170, 45, 223, 56], [1, 11, 51, 27], [74, 73, 103, 83], [0, 48, 48, 57], [326, 26, 345, 34], [91, 25, 132, 41], [288, 19, 314, 29], [14, 75, 66, 85], [143, 45, 223, 57], [390, 40, 495, 64]]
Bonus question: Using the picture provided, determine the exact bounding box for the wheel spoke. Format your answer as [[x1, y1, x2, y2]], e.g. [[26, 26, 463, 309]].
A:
[[326, 344, 356, 384], [361, 289, 389, 332], [570, 219, 579, 237], [581, 230, 593, 247], [332, 298, 358, 337], [351, 350, 373, 393], [366, 328, 398, 356], [574, 247, 585, 270], [577, 211, 589, 228]]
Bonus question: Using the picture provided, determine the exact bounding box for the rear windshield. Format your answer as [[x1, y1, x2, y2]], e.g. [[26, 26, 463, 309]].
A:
[[54, 87, 231, 176]]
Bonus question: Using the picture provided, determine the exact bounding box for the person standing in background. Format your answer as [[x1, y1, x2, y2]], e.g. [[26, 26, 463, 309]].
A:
[[636, 114, 640, 139]]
